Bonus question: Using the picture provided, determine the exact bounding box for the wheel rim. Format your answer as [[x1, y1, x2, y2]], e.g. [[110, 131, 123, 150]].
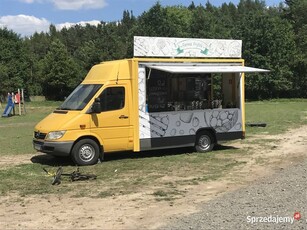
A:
[[79, 144, 96, 162], [198, 135, 211, 151]]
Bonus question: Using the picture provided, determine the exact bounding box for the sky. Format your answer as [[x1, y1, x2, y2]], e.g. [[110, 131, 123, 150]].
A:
[[0, 0, 284, 37]]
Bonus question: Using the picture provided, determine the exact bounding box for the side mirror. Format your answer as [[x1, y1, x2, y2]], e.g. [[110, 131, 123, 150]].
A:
[[91, 98, 101, 114]]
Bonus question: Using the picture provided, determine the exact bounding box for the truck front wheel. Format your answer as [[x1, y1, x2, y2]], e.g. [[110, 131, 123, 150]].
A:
[[71, 139, 100, 166], [195, 131, 215, 153]]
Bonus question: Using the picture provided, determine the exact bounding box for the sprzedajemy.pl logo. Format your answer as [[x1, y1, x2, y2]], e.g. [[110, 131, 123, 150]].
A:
[[247, 212, 301, 225]]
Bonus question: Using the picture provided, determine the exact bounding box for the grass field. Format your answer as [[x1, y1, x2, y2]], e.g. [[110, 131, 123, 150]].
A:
[[0, 99, 306, 197], [245, 99, 307, 135]]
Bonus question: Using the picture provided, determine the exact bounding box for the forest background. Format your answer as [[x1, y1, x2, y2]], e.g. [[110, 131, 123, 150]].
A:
[[0, 0, 306, 101]]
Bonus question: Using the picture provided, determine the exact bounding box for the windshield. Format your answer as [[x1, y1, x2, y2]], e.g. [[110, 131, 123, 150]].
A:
[[58, 84, 102, 110]]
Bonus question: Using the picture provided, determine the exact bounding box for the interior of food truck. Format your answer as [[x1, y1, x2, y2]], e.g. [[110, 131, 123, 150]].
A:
[[145, 68, 241, 113]]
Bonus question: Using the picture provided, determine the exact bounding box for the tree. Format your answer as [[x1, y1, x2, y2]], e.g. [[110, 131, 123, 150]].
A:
[[118, 10, 137, 57], [0, 28, 30, 97], [188, 1, 196, 10], [190, 3, 235, 39], [136, 2, 176, 37], [237, 11, 297, 98], [74, 40, 101, 72], [40, 39, 82, 100], [24, 31, 52, 96], [284, 0, 307, 97]]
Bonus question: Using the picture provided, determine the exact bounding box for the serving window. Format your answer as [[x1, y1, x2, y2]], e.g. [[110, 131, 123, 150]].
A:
[[146, 68, 212, 112]]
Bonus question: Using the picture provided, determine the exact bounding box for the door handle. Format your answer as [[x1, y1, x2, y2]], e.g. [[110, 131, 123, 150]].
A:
[[119, 115, 129, 119]]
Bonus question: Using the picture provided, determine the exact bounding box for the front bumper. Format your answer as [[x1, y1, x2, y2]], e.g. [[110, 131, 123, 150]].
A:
[[33, 139, 74, 157]]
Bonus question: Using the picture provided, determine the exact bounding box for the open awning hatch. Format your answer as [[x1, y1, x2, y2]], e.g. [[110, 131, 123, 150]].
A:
[[146, 65, 270, 74]]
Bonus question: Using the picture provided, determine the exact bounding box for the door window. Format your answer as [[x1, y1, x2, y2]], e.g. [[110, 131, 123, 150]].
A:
[[99, 87, 125, 112]]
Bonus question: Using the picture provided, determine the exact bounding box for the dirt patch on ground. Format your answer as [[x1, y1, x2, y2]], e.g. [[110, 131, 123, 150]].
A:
[[0, 154, 34, 169], [0, 126, 306, 229]]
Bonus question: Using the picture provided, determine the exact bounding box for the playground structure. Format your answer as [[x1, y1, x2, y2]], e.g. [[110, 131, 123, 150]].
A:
[[1, 89, 26, 117]]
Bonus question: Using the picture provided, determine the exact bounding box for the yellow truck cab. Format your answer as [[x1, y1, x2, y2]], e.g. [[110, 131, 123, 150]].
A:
[[33, 36, 269, 165]]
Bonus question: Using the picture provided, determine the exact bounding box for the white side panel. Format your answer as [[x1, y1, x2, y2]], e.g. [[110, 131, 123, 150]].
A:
[[138, 66, 146, 113], [138, 66, 150, 138], [140, 109, 242, 139], [134, 36, 242, 58]]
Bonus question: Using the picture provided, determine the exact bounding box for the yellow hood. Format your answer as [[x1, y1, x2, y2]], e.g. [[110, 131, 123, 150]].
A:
[[35, 111, 89, 133]]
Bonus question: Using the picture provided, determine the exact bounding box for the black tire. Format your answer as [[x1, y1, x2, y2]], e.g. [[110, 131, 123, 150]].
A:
[[195, 131, 215, 153], [71, 139, 100, 166]]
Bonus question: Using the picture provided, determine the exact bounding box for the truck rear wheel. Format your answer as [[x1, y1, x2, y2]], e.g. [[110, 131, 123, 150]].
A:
[[195, 131, 215, 153], [71, 139, 100, 166]]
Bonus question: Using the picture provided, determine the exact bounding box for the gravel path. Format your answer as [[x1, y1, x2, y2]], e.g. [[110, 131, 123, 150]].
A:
[[162, 158, 307, 230]]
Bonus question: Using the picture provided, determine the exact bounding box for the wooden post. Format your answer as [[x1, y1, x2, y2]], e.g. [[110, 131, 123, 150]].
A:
[[18, 88, 21, 115], [21, 88, 26, 115]]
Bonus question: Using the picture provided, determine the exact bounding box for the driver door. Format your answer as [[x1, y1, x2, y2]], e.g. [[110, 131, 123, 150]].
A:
[[90, 83, 131, 152]]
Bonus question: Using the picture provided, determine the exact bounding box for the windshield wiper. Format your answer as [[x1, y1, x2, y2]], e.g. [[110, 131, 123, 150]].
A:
[[57, 107, 72, 110]]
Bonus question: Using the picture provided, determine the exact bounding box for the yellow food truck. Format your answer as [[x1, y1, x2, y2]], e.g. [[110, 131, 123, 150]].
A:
[[33, 36, 269, 165]]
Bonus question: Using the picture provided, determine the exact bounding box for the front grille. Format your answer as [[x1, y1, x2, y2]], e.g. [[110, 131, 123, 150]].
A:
[[34, 131, 47, 140]]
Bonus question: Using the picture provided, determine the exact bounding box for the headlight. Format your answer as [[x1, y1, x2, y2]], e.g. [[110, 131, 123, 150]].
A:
[[46, 131, 66, 140]]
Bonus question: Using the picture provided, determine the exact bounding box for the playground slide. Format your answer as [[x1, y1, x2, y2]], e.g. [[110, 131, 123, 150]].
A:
[[2, 103, 14, 117]]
